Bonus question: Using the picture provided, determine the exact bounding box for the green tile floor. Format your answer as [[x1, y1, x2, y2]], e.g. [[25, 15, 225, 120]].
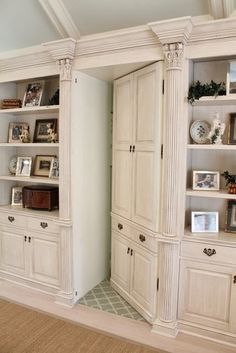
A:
[[78, 279, 145, 321]]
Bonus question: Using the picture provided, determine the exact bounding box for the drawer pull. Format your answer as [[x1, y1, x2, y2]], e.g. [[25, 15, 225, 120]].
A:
[[118, 223, 123, 230], [203, 248, 216, 257], [28, 237, 31, 243], [234, 276, 236, 284], [127, 247, 130, 254], [130, 249, 133, 256], [139, 234, 146, 242], [40, 222, 48, 229], [8, 216, 15, 223], [24, 236, 27, 242]]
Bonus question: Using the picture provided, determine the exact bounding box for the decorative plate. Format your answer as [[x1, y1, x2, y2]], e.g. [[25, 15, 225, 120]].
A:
[[8, 156, 17, 175], [190, 120, 211, 144]]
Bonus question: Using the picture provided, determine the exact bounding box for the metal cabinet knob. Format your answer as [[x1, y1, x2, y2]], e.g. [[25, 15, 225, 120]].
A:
[[139, 234, 146, 242], [233, 275, 236, 284], [8, 216, 15, 223], [127, 247, 130, 254], [118, 223, 123, 230], [40, 222, 48, 229], [203, 248, 216, 257]]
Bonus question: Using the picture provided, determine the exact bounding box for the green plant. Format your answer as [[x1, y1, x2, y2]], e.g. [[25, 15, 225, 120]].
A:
[[221, 171, 236, 186], [188, 80, 226, 104]]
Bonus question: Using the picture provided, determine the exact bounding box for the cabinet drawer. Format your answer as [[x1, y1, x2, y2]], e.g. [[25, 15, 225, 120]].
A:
[[111, 217, 132, 239], [181, 241, 236, 265], [0, 213, 27, 228], [29, 218, 59, 234], [132, 228, 158, 253]]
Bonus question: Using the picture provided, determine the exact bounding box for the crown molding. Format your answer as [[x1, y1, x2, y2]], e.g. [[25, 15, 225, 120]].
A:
[[75, 25, 160, 57], [43, 38, 76, 60], [38, 0, 80, 39], [148, 16, 193, 45], [189, 16, 236, 42]]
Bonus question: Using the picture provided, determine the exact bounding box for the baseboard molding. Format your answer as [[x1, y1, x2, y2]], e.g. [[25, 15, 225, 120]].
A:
[[152, 319, 178, 337]]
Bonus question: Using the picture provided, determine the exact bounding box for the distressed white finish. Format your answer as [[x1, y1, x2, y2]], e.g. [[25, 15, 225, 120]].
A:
[[38, 0, 80, 39], [208, 0, 234, 18]]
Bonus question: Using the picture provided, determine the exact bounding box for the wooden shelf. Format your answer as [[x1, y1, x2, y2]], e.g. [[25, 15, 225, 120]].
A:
[[187, 144, 236, 150], [192, 96, 236, 106], [0, 175, 59, 185], [184, 228, 236, 245], [0, 105, 59, 115], [186, 188, 236, 200], [0, 143, 59, 147], [0, 204, 59, 219]]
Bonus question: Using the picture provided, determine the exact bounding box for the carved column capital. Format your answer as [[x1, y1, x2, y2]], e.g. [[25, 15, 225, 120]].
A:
[[58, 58, 73, 81], [163, 42, 184, 70]]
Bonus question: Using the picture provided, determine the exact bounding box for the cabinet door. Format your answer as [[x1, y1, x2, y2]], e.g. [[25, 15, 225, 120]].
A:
[[0, 228, 27, 277], [178, 259, 236, 333], [111, 232, 130, 293], [130, 244, 157, 319], [132, 62, 163, 231], [29, 232, 60, 287]]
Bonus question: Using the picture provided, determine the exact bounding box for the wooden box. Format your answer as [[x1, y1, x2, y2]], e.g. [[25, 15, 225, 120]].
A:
[[22, 185, 59, 211]]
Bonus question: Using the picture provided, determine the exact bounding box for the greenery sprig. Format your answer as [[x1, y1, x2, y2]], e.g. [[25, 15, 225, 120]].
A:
[[188, 80, 226, 104], [221, 171, 236, 186]]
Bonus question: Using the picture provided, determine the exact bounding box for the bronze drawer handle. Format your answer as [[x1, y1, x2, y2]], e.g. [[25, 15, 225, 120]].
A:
[[118, 223, 123, 230], [203, 248, 216, 257], [40, 222, 48, 229], [8, 216, 15, 223], [139, 234, 146, 242], [234, 275, 236, 284]]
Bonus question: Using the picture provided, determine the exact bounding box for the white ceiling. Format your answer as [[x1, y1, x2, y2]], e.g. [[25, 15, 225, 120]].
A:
[[0, 0, 235, 54]]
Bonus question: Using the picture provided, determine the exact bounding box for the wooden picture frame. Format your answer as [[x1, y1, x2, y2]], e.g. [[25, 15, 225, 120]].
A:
[[11, 186, 23, 205], [49, 157, 59, 179], [22, 81, 44, 107], [225, 200, 236, 232], [33, 119, 57, 143], [228, 113, 236, 144], [8, 122, 29, 143], [192, 171, 220, 191], [191, 211, 219, 233], [15, 157, 32, 177], [33, 155, 56, 177]]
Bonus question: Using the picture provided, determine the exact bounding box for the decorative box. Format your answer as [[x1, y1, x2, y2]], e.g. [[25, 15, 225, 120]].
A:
[[22, 185, 59, 211]]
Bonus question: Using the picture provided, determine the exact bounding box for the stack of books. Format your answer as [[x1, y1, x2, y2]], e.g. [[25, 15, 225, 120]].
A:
[[1, 99, 22, 109]]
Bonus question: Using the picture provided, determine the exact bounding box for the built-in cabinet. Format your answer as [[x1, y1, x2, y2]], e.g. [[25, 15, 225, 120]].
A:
[[111, 62, 163, 323]]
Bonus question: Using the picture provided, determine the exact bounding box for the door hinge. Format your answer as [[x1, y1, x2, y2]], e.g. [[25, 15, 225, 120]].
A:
[[157, 278, 159, 291], [162, 80, 164, 94], [161, 144, 163, 159]]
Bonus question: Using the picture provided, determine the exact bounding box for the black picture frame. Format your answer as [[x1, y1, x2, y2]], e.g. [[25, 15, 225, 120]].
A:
[[226, 200, 236, 232], [33, 119, 57, 143], [228, 113, 236, 144]]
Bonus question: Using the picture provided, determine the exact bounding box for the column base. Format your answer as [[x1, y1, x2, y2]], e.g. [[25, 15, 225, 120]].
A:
[[152, 319, 178, 337], [55, 290, 74, 307]]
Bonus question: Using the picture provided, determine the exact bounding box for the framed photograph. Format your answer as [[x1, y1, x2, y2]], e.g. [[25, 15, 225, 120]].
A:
[[227, 61, 236, 95], [49, 158, 59, 179], [33, 155, 56, 177], [15, 157, 32, 177], [193, 171, 220, 191], [8, 122, 29, 143], [225, 200, 236, 232], [11, 186, 23, 205], [191, 211, 219, 233], [228, 113, 236, 144], [33, 119, 58, 143], [22, 81, 44, 107]]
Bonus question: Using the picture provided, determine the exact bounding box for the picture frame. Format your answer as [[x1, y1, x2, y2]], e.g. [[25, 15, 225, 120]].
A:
[[192, 171, 220, 191], [33, 155, 56, 177], [228, 113, 236, 144], [225, 200, 236, 232], [33, 118, 58, 143], [227, 61, 236, 95], [22, 81, 44, 107], [15, 157, 32, 177], [191, 211, 219, 233], [8, 122, 29, 143], [11, 186, 23, 206], [49, 157, 59, 179]]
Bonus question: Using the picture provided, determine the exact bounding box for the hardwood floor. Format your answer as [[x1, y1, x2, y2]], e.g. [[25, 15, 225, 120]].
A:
[[0, 280, 235, 353]]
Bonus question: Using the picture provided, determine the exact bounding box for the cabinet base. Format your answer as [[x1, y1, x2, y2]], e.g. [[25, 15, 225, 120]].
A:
[[55, 290, 74, 307], [152, 319, 178, 337]]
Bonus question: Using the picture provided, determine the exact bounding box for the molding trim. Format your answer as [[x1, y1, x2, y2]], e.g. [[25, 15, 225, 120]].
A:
[[149, 17, 193, 45], [38, 0, 80, 39], [208, 0, 234, 19], [223, 0, 235, 17], [152, 319, 178, 337], [43, 38, 76, 60]]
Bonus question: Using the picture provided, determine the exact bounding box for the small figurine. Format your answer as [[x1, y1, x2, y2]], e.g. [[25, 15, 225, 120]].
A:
[[19, 127, 30, 143], [208, 113, 225, 144], [47, 126, 58, 143]]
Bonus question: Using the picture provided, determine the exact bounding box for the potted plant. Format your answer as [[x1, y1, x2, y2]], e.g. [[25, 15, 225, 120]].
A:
[[221, 171, 236, 194], [188, 80, 226, 104]]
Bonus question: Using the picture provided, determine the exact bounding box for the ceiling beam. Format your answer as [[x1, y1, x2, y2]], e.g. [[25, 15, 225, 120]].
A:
[[208, 0, 234, 19], [38, 0, 80, 39]]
